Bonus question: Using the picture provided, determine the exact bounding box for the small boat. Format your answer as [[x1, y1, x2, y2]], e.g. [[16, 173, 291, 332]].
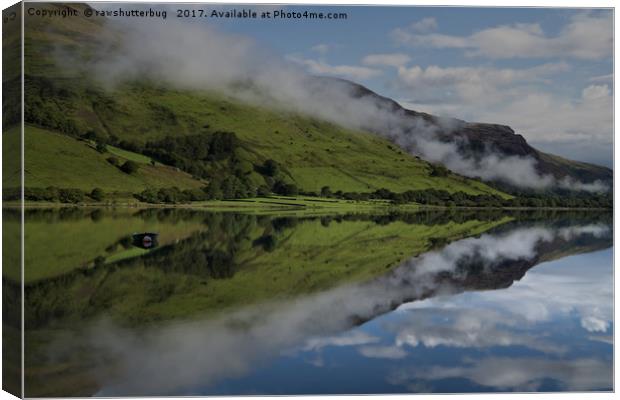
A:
[[132, 232, 159, 249]]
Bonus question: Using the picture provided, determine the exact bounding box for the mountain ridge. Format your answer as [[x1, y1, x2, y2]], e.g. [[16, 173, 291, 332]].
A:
[[323, 76, 612, 189]]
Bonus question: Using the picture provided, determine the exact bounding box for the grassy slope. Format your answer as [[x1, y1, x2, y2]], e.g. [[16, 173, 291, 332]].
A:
[[10, 125, 205, 192], [80, 85, 507, 196], [20, 4, 509, 198], [538, 151, 613, 181]]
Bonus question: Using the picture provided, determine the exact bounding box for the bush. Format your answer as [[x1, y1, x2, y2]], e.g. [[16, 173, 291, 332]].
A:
[[58, 188, 85, 203], [183, 188, 207, 201], [106, 157, 119, 166], [137, 188, 159, 203], [94, 256, 106, 268], [82, 130, 97, 141], [429, 163, 450, 177], [120, 161, 139, 174], [95, 142, 107, 153], [90, 188, 105, 201]]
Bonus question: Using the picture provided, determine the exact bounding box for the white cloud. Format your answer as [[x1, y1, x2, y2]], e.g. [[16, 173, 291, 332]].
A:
[[396, 62, 611, 147], [588, 73, 613, 83], [286, 54, 382, 80], [409, 17, 438, 33], [311, 43, 331, 55], [362, 53, 411, 68], [393, 13, 612, 60], [480, 84, 612, 144], [582, 84, 610, 101], [396, 62, 568, 98], [388, 13, 612, 167]]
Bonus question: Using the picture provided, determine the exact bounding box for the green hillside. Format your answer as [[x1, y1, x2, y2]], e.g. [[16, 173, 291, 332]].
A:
[[18, 80, 508, 198], [3, 125, 205, 193], [11, 3, 509, 202]]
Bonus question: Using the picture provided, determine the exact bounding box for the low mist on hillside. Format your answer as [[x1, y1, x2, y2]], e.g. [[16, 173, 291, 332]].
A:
[[59, 14, 608, 192]]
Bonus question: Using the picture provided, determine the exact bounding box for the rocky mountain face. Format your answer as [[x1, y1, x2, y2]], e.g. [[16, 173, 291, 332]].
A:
[[331, 77, 612, 190]]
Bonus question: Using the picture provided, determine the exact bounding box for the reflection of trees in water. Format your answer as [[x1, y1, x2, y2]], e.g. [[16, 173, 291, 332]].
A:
[[9, 206, 612, 226], [142, 233, 236, 279]]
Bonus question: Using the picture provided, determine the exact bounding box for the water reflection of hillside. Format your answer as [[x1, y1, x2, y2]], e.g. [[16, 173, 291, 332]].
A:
[[13, 209, 611, 396]]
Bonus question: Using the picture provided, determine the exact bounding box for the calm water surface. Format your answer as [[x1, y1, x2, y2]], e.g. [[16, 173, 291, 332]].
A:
[[5, 209, 612, 396]]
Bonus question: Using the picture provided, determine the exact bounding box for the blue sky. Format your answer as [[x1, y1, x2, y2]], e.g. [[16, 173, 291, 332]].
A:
[[204, 6, 613, 167]]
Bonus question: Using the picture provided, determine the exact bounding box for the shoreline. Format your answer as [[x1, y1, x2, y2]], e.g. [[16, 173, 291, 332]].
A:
[[2, 196, 611, 213]]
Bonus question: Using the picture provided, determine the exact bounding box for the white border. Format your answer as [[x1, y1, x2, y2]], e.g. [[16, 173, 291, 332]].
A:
[[0, 1, 616, 400]]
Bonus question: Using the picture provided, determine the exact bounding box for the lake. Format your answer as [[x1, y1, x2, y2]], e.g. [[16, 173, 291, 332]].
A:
[[3, 208, 613, 396]]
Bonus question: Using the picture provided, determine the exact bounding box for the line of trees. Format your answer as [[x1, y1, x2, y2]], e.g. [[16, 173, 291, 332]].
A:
[[303, 186, 612, 209], [3, 187, 108, 203]]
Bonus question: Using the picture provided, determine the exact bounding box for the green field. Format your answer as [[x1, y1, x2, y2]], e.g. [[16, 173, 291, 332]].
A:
[[5, 125, 205, 192], [104, 144, 159, 165]]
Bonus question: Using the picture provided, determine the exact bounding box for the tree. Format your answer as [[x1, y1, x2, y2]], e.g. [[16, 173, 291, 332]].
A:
[[261, 159, 280, 177], [120, 161, 139, 174], [90, 187, 105, 201], [137, 188, 158, 203], [204, 180, 223, 200], [320, 186, 332, 197]]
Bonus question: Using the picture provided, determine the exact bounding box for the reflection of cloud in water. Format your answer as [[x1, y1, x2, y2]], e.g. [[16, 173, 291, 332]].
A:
[[389, 357, 611, 392], [400, 223, 612, 332], [52, 222, 610, 395], [558, 223, 610, 240], [300, 331, 379, 352], [373, 242, 612, 391], [389, 308, 567, 355], [358, 345, 408, 360]]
